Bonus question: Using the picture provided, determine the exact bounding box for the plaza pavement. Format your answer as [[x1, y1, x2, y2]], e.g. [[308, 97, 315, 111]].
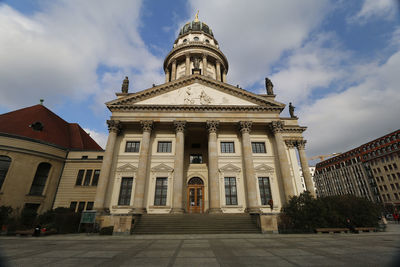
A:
[[0, 223, 399, 267]]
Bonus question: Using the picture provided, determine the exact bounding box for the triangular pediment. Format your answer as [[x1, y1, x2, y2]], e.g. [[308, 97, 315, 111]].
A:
[[106, 75, 284, 111], [254, 164, 274, 173], [116, 163, 138, 172], [151, 163, 174, 173], [219, 163, 241, 173]]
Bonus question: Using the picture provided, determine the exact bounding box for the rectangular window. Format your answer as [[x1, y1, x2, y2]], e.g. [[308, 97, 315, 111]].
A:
[[190, 154, 203, 164], [258, 177, 272, 206], [86, 202, 94, 210], [224, 177, 238, 205], [75, 170, 85, 186], [77, 202, 85, 213], [125, 141, 140, 152], [394, 163, 398, 170], [91, 170, 100, 186], [154, 177, 168, 206], [118, 177, 133, 206], [157, 141, 172, 153], [83, 170, 93, 186], [221, 142, 235, 153], [252, 142, 266, 153], [70, 201, 77, 212]]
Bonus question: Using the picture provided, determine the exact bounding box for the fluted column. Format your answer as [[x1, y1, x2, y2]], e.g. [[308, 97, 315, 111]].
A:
[[185, 54, 190, 76], [171, 60, 177, 81], [269, 121, 295, 202], [94, 120, 121, 211], [202, 54, 208, 76], [222, 70, 227, 83], [296, 140, 316, 197], [165, 68, 170, 83], [171, 121, 186, 213], [216, 61, 221, 81], [206, 120, 222, 213], [239, 121, 260, 213], [132, 120, 153, 214]]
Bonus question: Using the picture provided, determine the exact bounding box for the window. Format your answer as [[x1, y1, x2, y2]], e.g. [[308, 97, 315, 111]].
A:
[[81, 155, 88, 159], [97, 156, 103, 160], [77, 202, 85, 213], [394, 163, 398, 170], [183, 39, 187, 43], [221, 142, 235, 153], [29, 162, 51, 196], [86, 202, 94, 210], [83, 170, 93, 186], [157, 141, 172, 153], [91, 170, 100, 186], [125, 141, 140, 152], [70, 201, 77, 211], [224, 177, 238, 205], [391, 184, 395, 190], [384, 166, 388, 171], [190, 154, 203, 164], [154, 177, 168, 206], [0, 155, 11, 190], [24, 203, 40, 213], [118, 177, 133, 205], [258, 177, 272, 206], [75, 170, 85, 186], [252, 142, 266, 153], [193, 37, 199, 41], [205, 39, 210, 43]]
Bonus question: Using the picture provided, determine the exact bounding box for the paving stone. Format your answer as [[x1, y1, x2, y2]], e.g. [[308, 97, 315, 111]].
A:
[[237, 256, 295, 267], [120, 257, 170, 267], [173, 257, 219, 267], [34, 250, 84, 258], [177, 248, 215, 257], [135, 249, 175, 257], [75, 250, 121, 258], [285, 255, 343, 266], [269, 248, 316, 256], [231, 248, 274, 257]]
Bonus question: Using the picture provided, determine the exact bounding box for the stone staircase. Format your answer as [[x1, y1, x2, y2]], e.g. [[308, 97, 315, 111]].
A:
[[132, 213, 260, 234]]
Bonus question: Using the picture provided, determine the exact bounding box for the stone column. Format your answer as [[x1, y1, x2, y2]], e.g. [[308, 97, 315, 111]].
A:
[[165, 68, 170, 83], [132, 120, 153, 214], [94, 120, 121, 211], [171, 121, 186, 213], [206, 120, 222, 213], [185, 54, 190, 76], [296, 140, 316, 197], [239, 121, 260, 213], [216, 61, 221, 81], [171, 60, 177, 81], [202, 54, 208, 76], [222, 70, 227, 83], [269, 121, 295, 202]]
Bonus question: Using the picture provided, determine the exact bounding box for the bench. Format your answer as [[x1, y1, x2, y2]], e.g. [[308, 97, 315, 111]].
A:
[[354, 227, 377, 233], [315, 228, 350, 234]]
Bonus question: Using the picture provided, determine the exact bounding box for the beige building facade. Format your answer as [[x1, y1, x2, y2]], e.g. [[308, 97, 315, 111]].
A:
[[94, 17, 315, 233]]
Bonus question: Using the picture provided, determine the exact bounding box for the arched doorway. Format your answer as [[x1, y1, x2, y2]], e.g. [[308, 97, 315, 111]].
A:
[[187, 177, 204, 213]]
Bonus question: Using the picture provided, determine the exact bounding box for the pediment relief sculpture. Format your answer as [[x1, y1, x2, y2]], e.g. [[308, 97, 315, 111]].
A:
[[151, 163, 174, 173], [219, 163, 241, 173], [116, 163, 138, 173], [254, 164, 274, 173]]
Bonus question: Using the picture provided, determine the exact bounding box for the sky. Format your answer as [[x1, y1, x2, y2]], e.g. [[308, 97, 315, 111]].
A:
[[0, 0, 399, 165]]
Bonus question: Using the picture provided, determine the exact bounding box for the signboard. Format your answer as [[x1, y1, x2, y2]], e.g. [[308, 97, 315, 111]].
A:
[[80, 211, 97, 224]]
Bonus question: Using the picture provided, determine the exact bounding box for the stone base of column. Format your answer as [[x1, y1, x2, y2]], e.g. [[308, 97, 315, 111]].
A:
[[208, 208, 223, 214], [246, 207, 262, 214], [131, 208, 146, 215], [170, 208, 185, 214]]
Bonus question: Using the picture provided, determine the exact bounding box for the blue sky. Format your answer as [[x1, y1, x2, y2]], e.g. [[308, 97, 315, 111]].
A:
[[0, 0, 399, 164]]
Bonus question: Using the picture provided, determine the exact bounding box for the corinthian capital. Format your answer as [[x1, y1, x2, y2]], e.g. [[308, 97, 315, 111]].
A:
[[174, 120, 186, 133], [296, 140, 307, 150], [285, 140, 296, 148], [239, 121, 252, 134], [206, 120, 219, 133], [107, 120, 121, 134], [140, 120, 153, 132], [269, 121, 284, 134]]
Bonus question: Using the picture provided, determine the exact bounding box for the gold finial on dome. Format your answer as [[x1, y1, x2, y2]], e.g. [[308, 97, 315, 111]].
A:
[[194, 10, 199, 22]]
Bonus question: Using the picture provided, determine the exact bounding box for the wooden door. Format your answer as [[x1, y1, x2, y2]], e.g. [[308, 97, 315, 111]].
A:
[[187, 185, 204, 213]]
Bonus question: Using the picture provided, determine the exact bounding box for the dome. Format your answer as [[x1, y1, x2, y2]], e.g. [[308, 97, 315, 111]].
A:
[[179, 19, 213, 37]]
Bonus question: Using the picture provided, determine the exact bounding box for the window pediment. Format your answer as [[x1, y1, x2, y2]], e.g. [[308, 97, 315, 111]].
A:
[[116, 163, 138, 173]]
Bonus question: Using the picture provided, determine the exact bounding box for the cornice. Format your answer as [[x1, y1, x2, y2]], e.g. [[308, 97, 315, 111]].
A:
[[282, 126, 307, 133]]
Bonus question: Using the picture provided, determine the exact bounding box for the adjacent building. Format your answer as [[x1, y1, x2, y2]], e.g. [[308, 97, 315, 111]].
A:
[[314, 129, 400, 207]]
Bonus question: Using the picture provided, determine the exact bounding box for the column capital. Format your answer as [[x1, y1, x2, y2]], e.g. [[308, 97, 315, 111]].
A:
[[174, 120, 186, 133], [296, 140, 307, 150], [107, 120, 121, 134], [206, 120, 219, 133], [140, 120, 153, 132], [202, 53, 207, 59], [284, 140, 296, 148], [185, 52, 190, 58], [239, 121, 252, 134], [269, 121, 284, 134]]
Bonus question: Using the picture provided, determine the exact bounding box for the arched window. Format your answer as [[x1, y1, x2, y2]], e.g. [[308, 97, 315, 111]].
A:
[[183, 39, 187, 43], [193, 37, 199, 41], [188, 177, 203, 185], [29, 162, 51, 196], [205, 39, 210, 43], [0, 156, 11, 189]]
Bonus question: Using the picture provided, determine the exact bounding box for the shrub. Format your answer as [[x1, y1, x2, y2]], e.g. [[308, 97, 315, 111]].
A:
[[99, 226, 114, 235]]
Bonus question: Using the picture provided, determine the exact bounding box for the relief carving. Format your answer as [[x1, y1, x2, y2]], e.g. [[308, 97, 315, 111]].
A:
[[206, 120, 219, 133], [174, 120, 186, 133], [107, 120, 121, 134], [269, 121, 284, 134], [239, 121, 252, 134], [140, 120, 153, 132]]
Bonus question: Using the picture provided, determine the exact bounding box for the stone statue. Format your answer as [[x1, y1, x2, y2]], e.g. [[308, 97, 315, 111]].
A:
[[289, 102, 297, 118], [265, 77, 274, 95], [121, 76, 129, 93], [193, 57, 200, 69]]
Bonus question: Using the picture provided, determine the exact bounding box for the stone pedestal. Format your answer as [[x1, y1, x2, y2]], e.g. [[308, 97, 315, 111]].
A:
[[112, 215, 133, 235], [259, 214, 279, 234]]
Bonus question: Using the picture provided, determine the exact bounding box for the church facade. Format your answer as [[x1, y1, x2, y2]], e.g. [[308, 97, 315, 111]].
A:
[[93, 16, 315, 232]]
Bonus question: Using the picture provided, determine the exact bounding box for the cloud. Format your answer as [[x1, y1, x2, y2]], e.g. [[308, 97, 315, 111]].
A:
[[0, 0, 164, 111], [349, 0, 397, 23], [84, 128, 108, 149]]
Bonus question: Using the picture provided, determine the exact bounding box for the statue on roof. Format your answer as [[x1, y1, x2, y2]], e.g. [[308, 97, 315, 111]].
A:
[[194, 10, 199, 22], [289, 102, 297, 118], [121, 76, 129, 93], [265, 77, 274, 95]]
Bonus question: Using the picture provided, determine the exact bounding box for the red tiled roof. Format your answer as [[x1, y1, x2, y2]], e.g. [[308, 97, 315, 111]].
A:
[[0, 105, 103, 151]]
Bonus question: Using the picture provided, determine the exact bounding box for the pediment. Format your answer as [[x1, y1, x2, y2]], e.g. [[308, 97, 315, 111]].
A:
[[151, 163, 174, 173], [219, 163, 241, 173], [116, 163, 138, 173], [254, 164, 274, 173], [106, 75, 284, 111]]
